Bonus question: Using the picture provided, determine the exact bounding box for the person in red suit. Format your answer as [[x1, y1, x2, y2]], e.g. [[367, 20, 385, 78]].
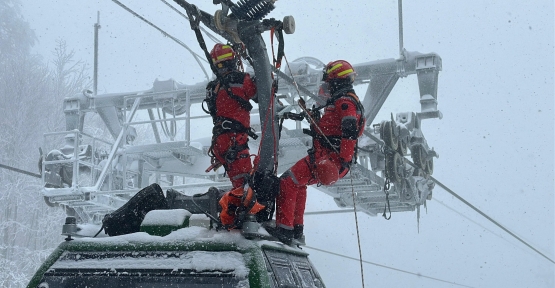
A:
[[206, 43, 257, 189], [204, 44, 261, 228], [266, 60, 366, 244]]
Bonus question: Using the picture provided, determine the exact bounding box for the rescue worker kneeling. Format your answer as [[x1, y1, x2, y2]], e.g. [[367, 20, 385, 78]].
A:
[[266, 60, 366, 245]]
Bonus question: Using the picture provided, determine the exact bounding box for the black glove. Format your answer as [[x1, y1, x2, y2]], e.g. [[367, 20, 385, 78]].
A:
[[282, 112, 304, 121]]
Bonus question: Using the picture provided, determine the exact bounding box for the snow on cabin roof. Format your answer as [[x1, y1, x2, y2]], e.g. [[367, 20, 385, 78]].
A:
[[72, 226, 306, 255], [47, 226, 312, 283], [50, 250, 250, 278], [141, 209, 192, 226], [76, 226, 250, 247]]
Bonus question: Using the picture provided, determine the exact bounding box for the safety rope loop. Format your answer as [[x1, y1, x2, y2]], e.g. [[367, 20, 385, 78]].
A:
[[185, 8, 223, 81], [184, 4, 201, 30], [270, 28, 276, 66], [270, 27, 284, 69], [382, 177, 392, 220]]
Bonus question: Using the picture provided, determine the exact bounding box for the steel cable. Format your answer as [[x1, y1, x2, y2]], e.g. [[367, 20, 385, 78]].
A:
[[111, 0, 210, 80], [304, 245, 475, 288], [365, 132, 555, 264]]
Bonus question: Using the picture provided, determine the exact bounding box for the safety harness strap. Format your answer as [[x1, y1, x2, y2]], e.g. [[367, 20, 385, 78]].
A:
[[213, 74, 254, 112], [303, 128, 342, 151], [212, 116, 258, 140]]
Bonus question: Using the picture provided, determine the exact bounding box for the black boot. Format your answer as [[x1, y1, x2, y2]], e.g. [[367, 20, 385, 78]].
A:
[[293, 224, 306, 245], [265, 226, 294, 245]]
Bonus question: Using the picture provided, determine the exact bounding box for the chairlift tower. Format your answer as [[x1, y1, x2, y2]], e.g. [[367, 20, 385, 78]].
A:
[[38, 0, 442, 223]]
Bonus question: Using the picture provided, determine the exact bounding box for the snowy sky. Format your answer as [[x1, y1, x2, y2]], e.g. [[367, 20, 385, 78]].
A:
[[21, 0, 554, 287]]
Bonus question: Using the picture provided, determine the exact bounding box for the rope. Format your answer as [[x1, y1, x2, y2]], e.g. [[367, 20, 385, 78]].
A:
[[348, 170, 366, 288], [283, 55, 366, 287], [382, 177, 392, 220]]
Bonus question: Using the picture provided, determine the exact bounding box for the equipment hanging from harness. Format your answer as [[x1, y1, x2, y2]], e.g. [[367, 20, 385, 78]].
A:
[[303, 90, 366, 153]]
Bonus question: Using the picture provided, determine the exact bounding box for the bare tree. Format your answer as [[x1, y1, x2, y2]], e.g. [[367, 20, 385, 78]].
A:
[[0, 29, 91, 288]]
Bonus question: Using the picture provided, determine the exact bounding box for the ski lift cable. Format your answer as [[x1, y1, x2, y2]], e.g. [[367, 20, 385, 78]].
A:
[[347, 171, 366, 288], [432, 198, 521, 250], [304, 245, 475, 288], [159, 0, 222, 44], [111, 0, 210, 80], [306, 200, 511, 243], [307, 202, 519, 253], [0, 163, 41, 179], [429, 174, 555, 265], [305, 209, 355, 215], [364, 132, 555, 265], [281, 54, 366, 288]]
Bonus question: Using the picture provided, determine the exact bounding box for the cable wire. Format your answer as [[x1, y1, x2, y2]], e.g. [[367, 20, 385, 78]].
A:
[[159, 0, 222, 43], [430, 174, 555, 265], [432, 198, 518, 248], [304, 245, 475, 288], [0, 163, 41, 178], [365, 132, 555, 265], [111, 0, 210, 80], [305, 209, 354, 215]]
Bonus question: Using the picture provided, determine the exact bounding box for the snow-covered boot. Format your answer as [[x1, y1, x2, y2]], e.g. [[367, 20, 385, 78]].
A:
[[293, 224, 306, 246], [265, 225, 294, 245]]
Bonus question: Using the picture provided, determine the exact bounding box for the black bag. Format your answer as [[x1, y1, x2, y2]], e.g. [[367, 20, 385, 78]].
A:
[[100, 183, 169, 236]]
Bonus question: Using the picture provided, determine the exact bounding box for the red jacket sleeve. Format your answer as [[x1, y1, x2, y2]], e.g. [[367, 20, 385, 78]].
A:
[[336, 98, 359, 162], [243, 74, 257, 100]]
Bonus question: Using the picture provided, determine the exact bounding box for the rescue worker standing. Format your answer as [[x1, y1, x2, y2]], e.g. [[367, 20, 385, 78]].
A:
[[266, 60, 365, 244], [206, 43, 257, 189]]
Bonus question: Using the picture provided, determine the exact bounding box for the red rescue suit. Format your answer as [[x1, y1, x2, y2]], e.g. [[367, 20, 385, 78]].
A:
[[275, 90, 365, 229], [208, 71, 257, 188]]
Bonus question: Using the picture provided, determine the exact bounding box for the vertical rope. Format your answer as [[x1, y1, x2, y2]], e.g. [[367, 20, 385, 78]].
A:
[[349, 170, 366, 288]]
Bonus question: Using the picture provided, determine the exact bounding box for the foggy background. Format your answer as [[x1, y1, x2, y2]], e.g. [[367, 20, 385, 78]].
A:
[[0, 0, 552, 287]]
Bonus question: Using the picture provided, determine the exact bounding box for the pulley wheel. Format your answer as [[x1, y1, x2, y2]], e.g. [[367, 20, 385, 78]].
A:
[[283, 16, 295, 34], [214, 10, 225, 31], [425, 157, 434, 175], [386, 152, 404, 182], [382, 121, 398, 151], [411, 146, 427, 172], [397, 137, 407, 156]]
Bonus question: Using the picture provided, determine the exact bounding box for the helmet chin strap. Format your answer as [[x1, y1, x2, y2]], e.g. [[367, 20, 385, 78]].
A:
[[328, 82, 354, 97]]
